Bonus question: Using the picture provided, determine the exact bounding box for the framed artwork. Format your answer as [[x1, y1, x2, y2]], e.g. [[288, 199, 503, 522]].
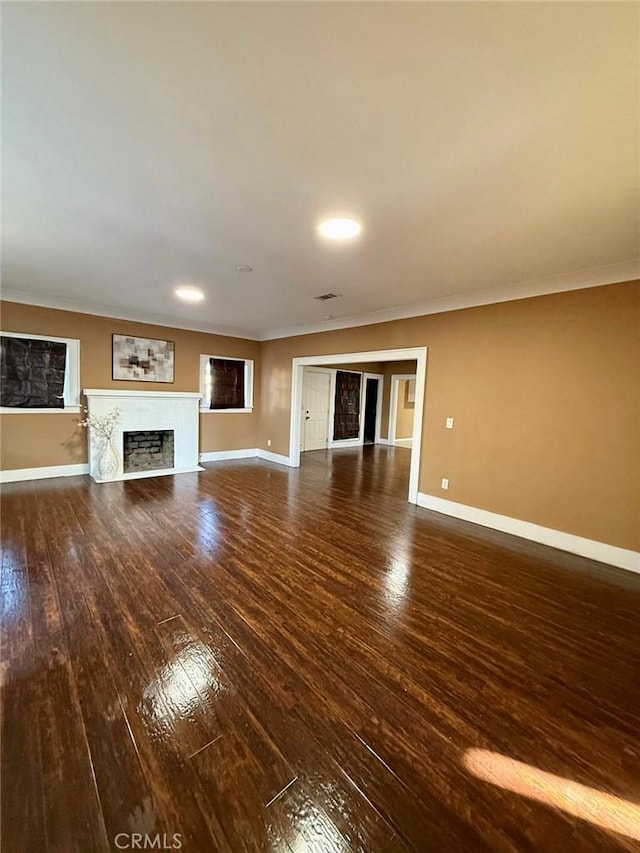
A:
[[112, 334, 175, 383]]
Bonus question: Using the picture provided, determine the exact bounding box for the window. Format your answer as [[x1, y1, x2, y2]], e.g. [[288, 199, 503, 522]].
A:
[[0, 332, 80, 413], [200, 355, 253, 412]]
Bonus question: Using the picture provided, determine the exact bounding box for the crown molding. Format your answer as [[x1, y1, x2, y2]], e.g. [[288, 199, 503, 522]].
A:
[[2, 258, 638, 343], [0, 289, 261, 342], [260, 259, 640, 341]]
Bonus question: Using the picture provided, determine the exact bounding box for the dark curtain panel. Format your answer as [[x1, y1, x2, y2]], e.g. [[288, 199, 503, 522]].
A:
[[0, 337, 67, 408], [333, 371, 361, 440], [209, 358, 245, 409]]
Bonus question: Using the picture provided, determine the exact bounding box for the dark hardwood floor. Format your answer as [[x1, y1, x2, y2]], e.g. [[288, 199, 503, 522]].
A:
[[2, 445, 640, 852]]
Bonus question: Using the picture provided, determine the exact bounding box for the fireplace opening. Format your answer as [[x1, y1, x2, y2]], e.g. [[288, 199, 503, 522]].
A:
[[123, 430, 174, 473]]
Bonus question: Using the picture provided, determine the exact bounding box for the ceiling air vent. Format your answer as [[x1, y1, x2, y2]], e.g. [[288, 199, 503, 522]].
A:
[[314, 292, 339, 301]]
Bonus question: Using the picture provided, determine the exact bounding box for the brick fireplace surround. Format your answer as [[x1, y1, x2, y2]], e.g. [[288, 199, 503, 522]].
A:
[[123, 430, 175, 473]]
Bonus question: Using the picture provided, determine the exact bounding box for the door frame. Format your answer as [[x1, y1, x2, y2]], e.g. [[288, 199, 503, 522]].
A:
[[388, 373, 417, 445], [289, 347, 428, 504], [301, 367, 332, 451], [362, 372, 384, 444]]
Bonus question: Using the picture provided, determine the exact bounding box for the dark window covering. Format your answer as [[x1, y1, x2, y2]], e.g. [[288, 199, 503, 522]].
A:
[[333, 371, 361, 440], [209, 358, 245, 409], [1, 336, 67, 408]]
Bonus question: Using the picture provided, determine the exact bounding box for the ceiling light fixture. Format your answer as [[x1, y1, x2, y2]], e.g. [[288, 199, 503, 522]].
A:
[[174, 285, 205, 303], [235, 264, 253, 272], [318, 217, 361, 240], [323, 315, 334, 320]]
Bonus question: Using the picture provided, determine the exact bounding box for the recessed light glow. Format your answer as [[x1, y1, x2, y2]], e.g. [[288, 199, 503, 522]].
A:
[[318, 217, 361, 240], [174, 285, 205, 303], [235, 265, 253, 273], [323, 314, 334, 320]]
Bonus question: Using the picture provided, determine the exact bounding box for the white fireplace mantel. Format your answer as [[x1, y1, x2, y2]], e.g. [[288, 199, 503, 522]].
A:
[[83, 389, 202, 398], [83, 389, 203, 482]]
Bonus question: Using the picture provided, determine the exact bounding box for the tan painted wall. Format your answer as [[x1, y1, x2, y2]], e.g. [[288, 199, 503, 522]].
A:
[[0, 301, 261, 469], [327, 362, 387, 374], [259, 281, 640, 551]]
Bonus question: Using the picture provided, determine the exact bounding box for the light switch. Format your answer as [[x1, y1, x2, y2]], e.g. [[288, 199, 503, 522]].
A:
[[445, 417, 454, 429]]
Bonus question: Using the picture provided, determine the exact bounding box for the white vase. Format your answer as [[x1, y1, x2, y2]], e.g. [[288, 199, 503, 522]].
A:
[[99, 438, 119, 480]]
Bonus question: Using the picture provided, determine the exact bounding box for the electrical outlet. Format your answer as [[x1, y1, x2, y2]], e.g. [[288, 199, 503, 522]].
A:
[[445, 417, 454, 429], [441, 478, 449, 490], [267, 439, 272, 447]]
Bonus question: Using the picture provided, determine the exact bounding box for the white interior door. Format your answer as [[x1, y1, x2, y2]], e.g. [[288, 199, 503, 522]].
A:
[[302, 370, 331, 451]]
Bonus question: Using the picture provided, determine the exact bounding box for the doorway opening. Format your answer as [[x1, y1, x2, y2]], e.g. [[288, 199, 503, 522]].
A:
[[389, 373, 417, 448], [300, 366, 384, 452], [291, 348, 427, 504], [364, 377, 379, 444]]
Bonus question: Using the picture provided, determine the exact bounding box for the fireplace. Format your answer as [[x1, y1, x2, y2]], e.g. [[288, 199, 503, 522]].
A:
[[123, 430, 174, 473], [83, 389, 202, 482]]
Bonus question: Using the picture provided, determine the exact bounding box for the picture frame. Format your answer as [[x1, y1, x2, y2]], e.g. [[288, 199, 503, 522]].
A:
[[112, 334, 175, 383]]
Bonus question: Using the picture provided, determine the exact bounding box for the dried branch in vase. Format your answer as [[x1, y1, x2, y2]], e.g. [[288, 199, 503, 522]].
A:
[[78, 406, 121, 439]]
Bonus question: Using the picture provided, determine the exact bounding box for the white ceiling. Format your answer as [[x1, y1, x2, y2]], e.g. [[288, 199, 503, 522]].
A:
[[2, 2, 638, 340]]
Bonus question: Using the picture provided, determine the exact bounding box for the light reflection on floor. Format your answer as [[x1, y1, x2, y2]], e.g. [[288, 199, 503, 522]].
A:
[[0, 560, 28, 621], [144, 643, 223, 721], [464, 747, 640, 841], [384, 527, 413, 612], [284, 799, 350, 853], [196, 498, 222, 554]]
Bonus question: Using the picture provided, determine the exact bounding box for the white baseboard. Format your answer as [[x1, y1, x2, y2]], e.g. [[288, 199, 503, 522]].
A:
[[2, 449, 293, 481], [377, 437, 391, 445], [256, 448, 293, 466], [0, 463, 90, 484], [416, 492, 640, 574], [395, 438, 413, 448], [93, 465, 204, 483], [200, 447, 292, 467], [328, 438, 362, 449], [199, 449, 257, 463]]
